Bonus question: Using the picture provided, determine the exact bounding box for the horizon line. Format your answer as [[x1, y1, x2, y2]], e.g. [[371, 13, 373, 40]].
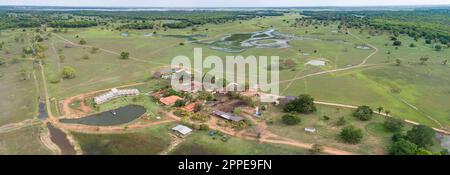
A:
[[1, 4, 450, 8]]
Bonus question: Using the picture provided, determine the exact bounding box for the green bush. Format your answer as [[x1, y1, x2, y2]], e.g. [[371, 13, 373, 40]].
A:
[[389, 139, 418, 155], [353, 105, 373, 121], [340, 125, 363, 144], [383, 118, 404, 132], [283, 94, 317, 113], [282, 114, 301, 125]]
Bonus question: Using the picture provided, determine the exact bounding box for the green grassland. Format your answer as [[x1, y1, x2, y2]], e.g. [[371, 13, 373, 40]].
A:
[[0, 30, 39, 125], [265, 105, 413, 154], [0, 125, 53, 155], [170, 131, 311, 155], [0, 11, 449, 155], [71, 123, 173, 155]]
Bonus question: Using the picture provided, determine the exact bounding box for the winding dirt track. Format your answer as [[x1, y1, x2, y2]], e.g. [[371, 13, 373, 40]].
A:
[[45, 30, 449, 155]]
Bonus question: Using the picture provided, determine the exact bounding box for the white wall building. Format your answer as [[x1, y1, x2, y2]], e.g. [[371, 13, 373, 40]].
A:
[[94, 88, 140, 104]]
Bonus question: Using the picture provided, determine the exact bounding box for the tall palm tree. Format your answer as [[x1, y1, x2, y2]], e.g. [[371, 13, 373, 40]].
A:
[[376, 106, 384, 114], [385, 110, 391, 118]]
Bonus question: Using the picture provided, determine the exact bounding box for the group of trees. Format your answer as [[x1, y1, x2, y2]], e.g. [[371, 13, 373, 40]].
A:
[[301, 9, 450, 47], [119, 22, 155, 30], [48, 21, 98, 28], [389, 125, 446, 155], [283, 94, 317, 113]]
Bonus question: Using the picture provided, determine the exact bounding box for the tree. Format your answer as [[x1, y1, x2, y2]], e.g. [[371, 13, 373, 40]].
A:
[[79, 39, 87, 45], [194, 103, 202, 112], [120, 51, 130, 59], [419, 57, 429, 65], [376, 106, 384, 113], [283, 94, 317, 113], [383, 118, 404, 132], [340, 125, 363, 144], [435, 44, 442, 51], [81, 55, 89, 60], [395, 58, 401, 66], [389, 139, 418, 155], [173, 99, 186, 107], [406, 125, 436, 148], [353, 105, 373, 121], [409, 43, 416, 47], [62, 66, 76, 79], [416, 148, 433, 155], [393, 40, 402, 46], [233, 108, 241, 116], [336, 117, 347, 126], [281, 114, 301, 125], [443, 60, 448, 65], [385, 110, 391, 116], [91, 47, 99, 53]]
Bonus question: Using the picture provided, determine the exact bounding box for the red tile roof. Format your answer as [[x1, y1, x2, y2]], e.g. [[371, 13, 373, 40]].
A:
[[159, 95, 182, 106], [183, 103, 196, 112]]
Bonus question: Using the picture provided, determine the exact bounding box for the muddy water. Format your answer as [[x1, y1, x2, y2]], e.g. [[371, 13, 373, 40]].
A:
[[47, 123, 76, 155]]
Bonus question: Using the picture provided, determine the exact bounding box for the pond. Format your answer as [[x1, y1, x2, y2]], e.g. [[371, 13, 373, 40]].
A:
[[59, 105, 146, 126], [305, 60, 326, 66], [201, 29, 294, 53], [47, 123, 76, 155], [37, 100, 47, 120]]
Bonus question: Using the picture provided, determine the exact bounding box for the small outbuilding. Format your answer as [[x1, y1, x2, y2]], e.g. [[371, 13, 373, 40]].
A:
[[159, 95, 183, 106], [172, 124, 193, 137], [304, 127, 316, 133], [212, 110, 244, 122]]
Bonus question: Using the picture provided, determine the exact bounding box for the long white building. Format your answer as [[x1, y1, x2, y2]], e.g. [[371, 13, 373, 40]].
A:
[[94, 88, 140, 104]]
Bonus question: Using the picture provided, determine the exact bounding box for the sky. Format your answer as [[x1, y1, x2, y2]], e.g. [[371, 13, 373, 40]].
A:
[[0, 0, 449, 7]]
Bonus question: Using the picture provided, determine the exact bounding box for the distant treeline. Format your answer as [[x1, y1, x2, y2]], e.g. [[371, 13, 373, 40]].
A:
[[300, 9, 450, 45], [0, 10, 284, 30], [48, 21, 98, 28]]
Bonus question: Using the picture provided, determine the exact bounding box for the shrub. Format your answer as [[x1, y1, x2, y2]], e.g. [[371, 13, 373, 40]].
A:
[[62, 66, 76, 79], [283, 94, 317, 113], [406, 125, 435, 147], [384, 118, 404, 132], [340, 125, 363, 144], [282, 114, 301, 125], [120, 51, 130, 59], [353, 105, 373, 121], [336, 117, 347, 126], [389, 139, 418, 155], [393, 40, 402, 46], [199, 124, 209, 130], [79, 39, 87, 45], [173, 100, 186, 107]]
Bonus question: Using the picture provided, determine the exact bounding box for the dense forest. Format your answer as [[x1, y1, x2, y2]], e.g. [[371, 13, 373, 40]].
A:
[[0, 10, 284, 30], [300, 9, 450, 45]]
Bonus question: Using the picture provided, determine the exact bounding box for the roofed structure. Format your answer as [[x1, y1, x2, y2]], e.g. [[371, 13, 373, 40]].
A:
[[159, 95, 183, 106], [94, 88, 140, 104], [212, 110, 244, 122], [172, 124, 192, 136]]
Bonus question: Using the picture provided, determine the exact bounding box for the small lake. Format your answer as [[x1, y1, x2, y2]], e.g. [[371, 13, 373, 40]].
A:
[[59, 105, 146, 126], [47, 123, 76, 155]]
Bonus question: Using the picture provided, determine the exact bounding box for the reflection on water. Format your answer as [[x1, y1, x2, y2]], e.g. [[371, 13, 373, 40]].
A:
[[59, 105, 146, 126]]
